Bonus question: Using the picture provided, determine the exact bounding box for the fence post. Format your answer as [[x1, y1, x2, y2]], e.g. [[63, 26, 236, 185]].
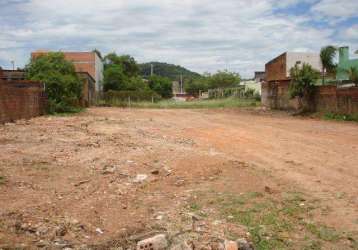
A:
[[128, 96, 131, 108], [152, 96, 154, 103]]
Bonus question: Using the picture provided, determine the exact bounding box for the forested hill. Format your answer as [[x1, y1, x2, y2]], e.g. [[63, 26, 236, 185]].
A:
[[139, 62, 201, 80]]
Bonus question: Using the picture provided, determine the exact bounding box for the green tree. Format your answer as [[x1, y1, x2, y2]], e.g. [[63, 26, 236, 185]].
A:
[[25, 52, 82, 113], [185, 77, 209, 96], [289, 63, 320, 112], [104, 53, 139, 77], [207, 70, 241, 89], [346, 67, 358, 86], [320, 45, 337, 85], [148, 75, 173, 98], [103, 64, 128, 91], [103, 53, 146, 92]]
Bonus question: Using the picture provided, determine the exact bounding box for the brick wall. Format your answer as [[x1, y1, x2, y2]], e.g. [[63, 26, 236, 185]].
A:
[[315, 86, 358, 114], [265, 53, 287, 82], [262, 81, 358, 114], [261, 80, 297, 110], [0, 80, 47, 124]]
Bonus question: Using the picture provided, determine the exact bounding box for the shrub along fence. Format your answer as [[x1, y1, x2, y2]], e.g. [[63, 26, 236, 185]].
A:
[[98, 90, 162, 107], [208, 86, 260, 100], [208, 86, 246, 99]]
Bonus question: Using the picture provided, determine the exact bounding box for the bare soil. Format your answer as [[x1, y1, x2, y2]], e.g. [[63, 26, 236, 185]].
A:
[[0, 108, 357, 249]]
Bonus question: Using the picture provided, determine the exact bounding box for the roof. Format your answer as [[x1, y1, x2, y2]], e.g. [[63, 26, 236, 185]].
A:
[[266, 52, 287, 66]]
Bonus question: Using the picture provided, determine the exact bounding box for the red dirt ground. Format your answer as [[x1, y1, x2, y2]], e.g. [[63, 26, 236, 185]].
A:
[[0, 108, 357, 249]]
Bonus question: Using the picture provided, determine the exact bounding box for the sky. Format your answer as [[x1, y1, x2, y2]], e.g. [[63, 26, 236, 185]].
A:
[[0, 0, 357, 78]]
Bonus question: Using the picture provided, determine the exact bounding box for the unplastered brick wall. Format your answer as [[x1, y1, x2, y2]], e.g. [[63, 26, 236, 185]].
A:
[[262, 82, 358, 114], [316, 86, 358, 114], [0, 81, 47, 123]]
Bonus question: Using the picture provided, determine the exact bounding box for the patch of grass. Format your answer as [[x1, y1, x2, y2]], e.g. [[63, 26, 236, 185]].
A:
[[101, 98, 259, 109], [324, 112, 358, 122], [50, 107, 85, 117], [305, 223, 341, 242], [212, 191, 349, 250], [188, 202, 201, 212], [0, 176, 6, 185]]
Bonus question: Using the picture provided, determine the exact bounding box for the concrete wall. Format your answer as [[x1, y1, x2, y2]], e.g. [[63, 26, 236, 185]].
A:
[[0, 81, 47, 123], [94, 53, 104, 91], [286, 52, 322, 77], [241, 80, 261, 95]]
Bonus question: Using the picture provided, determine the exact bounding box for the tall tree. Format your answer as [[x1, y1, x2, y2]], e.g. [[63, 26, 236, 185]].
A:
[[103, 64, 128, 91], [25, 52, 82, 113], [103, 53, 146, 92], [104, 53, 139, 77], [320, 46, 337, 85], [289, 63, 320, 113]]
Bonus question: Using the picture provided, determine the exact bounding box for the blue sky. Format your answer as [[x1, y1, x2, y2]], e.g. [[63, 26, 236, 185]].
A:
[[0, 0, 357, 77]]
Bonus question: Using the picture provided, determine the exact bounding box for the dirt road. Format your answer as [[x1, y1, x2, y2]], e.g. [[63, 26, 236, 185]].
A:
[[0, 108, 357, 249]]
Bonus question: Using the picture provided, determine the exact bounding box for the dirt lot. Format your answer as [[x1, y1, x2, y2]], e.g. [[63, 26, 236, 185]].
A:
[[0, 107, 357, 249]]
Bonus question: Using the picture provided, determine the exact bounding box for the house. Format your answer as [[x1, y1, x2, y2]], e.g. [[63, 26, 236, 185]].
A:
[[254, 71, 266, 83], [31, 50, 104, 92], [265, 52, 321, 83], [262, 52, 322, 109], [336, 46, 358, 81], [262, 51, 358, 114]]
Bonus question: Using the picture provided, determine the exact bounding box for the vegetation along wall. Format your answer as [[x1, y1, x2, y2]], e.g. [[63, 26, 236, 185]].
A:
[[262, 82, 358, 115]]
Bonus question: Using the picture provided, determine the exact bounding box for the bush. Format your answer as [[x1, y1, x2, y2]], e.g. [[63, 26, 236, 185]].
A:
[[185, 77, 209, 97], [324, 112, 358, 122], [148, 75, 173, 98], [25, 52, 82, 113]]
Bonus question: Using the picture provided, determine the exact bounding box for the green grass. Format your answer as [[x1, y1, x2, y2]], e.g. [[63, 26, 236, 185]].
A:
[[98, 98, 259, 109], [50, 107, 85, 117], [0, 176, 6, 185], [324, 112, 358, 122], [305, 223, 341, 242], [187, 190, 356, 250]]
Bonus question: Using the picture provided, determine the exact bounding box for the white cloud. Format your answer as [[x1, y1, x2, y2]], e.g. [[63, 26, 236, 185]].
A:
[[311, 0, 358, 18], [0, 0, 356, 77], [341, 25, 358, 41]]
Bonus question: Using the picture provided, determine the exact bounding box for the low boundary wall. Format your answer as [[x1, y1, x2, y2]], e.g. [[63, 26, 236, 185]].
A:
[[262, 81, 358, 114], [0, 80, 47, 123]]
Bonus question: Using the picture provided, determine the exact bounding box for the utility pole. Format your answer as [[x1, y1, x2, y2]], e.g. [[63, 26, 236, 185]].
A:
[[180, 73, 183, 94], [150, 64, 154, 76]]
